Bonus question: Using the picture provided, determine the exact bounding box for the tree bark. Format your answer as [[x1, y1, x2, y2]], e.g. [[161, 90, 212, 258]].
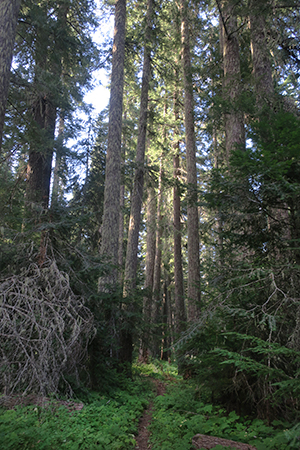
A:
[[161, 273, 171, 361], [0, 0, 21, 152], [152, 160, 163, 357], [119, 0, 153, 366], [220, 0, 245, 163], [140, 180, 156, 362], [118, 183, 125, 280], [99, 0, 126, 287], [51, 115, 65, 206], [173, 84, 186, 334], [173, 151, 186, 333], [118, 110, 127, 284], [124, 0, 153, 293], [180, 0, 201, 321], [249, 0, 274, 112], [26, 6, 57, 211], [26, 3, 70, 211], [26, 98, 56, 210], [49, 4, 69, 207]]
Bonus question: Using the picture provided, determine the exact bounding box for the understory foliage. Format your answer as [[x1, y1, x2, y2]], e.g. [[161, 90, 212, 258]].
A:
[[0, 258, 94, 396], [1, 362, 299, 450], [149, 375, 300, 450], [0, 364, 153, 450]]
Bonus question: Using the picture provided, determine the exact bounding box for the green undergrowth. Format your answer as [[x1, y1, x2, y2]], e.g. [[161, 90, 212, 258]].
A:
[[133, 359, 181, 381], [0, 369, 153, 450], [0, 361, 298, 450], [149, 380, 299, 450]]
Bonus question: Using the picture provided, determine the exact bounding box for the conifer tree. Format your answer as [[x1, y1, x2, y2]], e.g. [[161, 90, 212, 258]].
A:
[[99, 0, 126, 287], [124, 0, 154, 292], [173, 84, 186, 334], [219, 0, 244, 162], [20, 0, 97, 211], [25, 18, 56, 210], [152, 158, 163, 357], [180, 0, 201, 321], [249, 0, 274, 112], [51, 115, 65, 206], [140, 178, 156, 362], [0, 0, 21, 153]]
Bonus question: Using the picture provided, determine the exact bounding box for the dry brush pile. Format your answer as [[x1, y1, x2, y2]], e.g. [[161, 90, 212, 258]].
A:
[[0, 259, 95, 397]]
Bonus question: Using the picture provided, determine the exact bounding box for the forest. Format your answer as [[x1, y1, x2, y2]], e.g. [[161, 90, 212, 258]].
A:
[[0, 0, 300, 449]]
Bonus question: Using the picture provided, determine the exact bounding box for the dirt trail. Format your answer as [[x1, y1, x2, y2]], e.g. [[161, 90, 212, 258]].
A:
[[135, 379, 166, 450]]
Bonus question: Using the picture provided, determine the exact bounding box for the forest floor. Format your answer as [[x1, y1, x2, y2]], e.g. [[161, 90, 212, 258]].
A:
[[135, 378, 166, 450]]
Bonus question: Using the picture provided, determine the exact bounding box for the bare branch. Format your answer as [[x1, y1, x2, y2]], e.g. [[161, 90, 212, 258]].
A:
[[0, 259, 95, 397]]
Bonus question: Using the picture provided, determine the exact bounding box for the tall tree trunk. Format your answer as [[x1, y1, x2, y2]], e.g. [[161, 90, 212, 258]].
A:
[[0, 0, 21, 152], [25, 3, 69, 266], [214, 21, 225, 265], [118, 183, 125, 279], [152, 160, 163, 357], [140, 179, 156, 362], [119, 0, 153, 367], [25, 91, 56, 266], [50, 4, 69, 208], [118, 110, 127, 284], [124, 0, 153, 292], [180, 0, 201, 321], [25, 2, 69, 211], [161, 273, 171, 361], [99, 0, 126, 287], [220, 0, 245, 163], [218, 2, 245, 269], [51, 114, 65, 206], [173, 84, 186, 334], [249, 0, 274, 112], [173, 151, 186, 333], [26, 96, 56, 210]]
